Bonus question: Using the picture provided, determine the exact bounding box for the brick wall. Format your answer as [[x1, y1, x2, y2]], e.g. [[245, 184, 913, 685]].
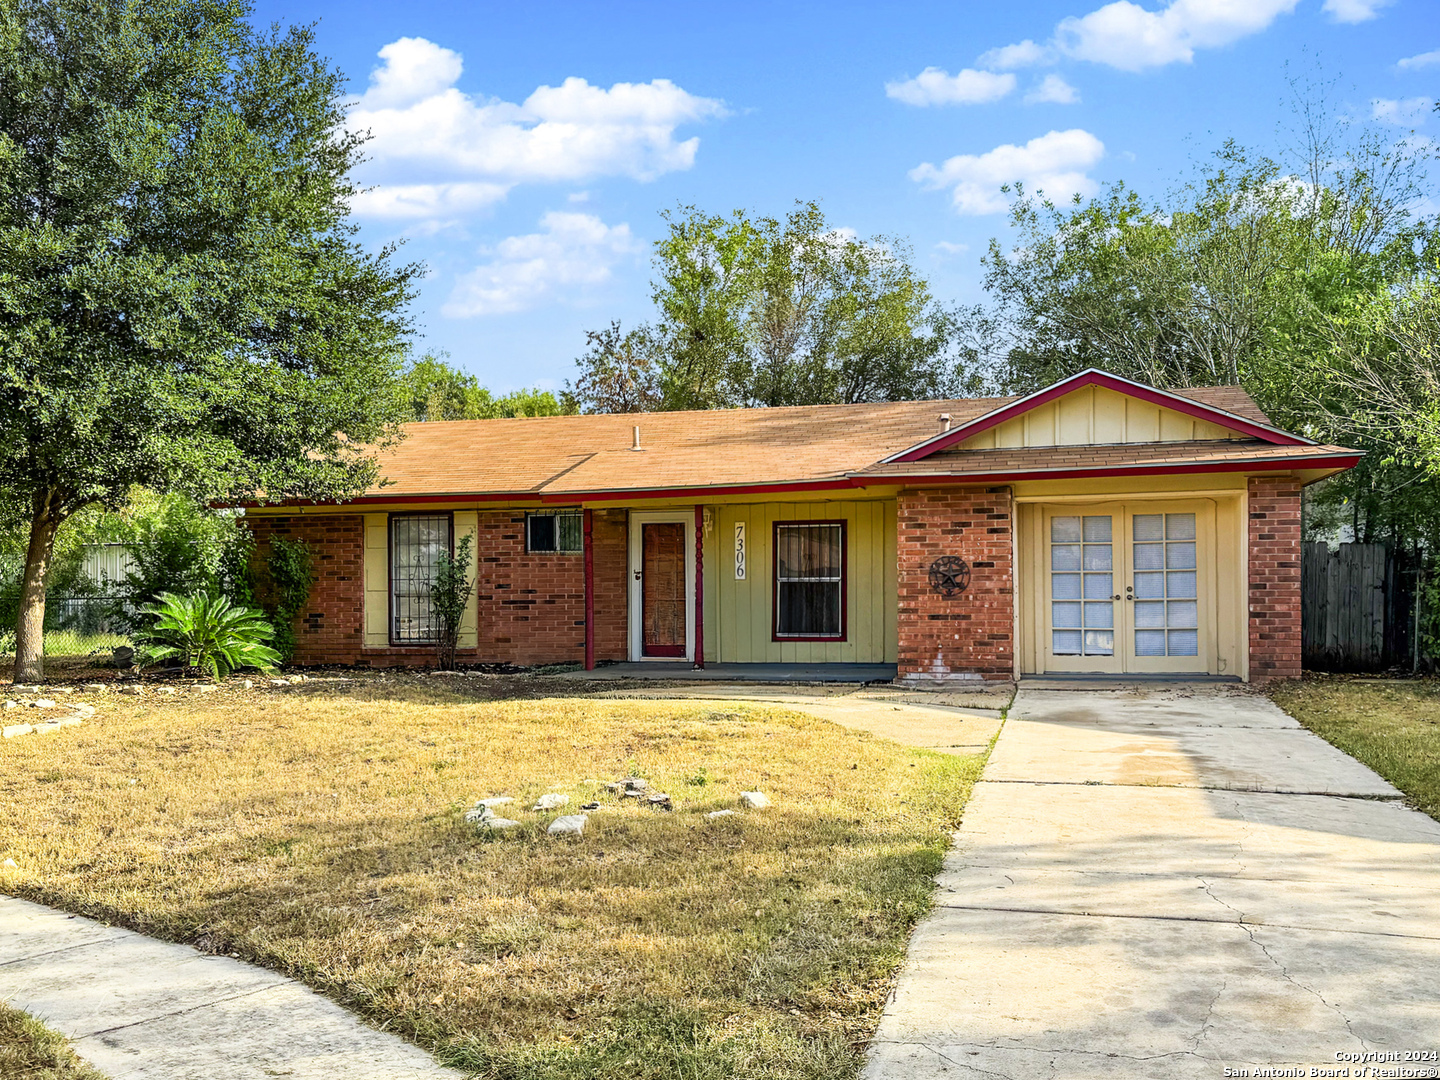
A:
[[248, 509, 629, 668], [1248, 474, 1302, 681], [896, 487, 1014, 682], [248, 514, 366, 666]]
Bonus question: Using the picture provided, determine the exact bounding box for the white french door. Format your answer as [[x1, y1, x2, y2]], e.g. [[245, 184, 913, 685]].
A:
[[1042, 502, 1214, 674]]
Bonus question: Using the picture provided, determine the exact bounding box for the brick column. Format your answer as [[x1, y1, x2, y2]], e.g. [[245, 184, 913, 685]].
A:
[[897, 487, 1014, 683], [1248, 474, 1302, 681]]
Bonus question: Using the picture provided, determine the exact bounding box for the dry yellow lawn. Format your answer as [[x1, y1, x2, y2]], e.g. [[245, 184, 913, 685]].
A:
[[0, 677, 984, 1079]]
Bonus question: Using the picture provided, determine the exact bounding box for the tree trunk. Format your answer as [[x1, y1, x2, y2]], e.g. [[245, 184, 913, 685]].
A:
[[13, 489, 66, 685]]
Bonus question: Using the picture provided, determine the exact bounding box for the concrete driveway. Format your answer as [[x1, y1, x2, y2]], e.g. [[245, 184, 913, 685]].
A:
[[865, 684, 1440, 1079]]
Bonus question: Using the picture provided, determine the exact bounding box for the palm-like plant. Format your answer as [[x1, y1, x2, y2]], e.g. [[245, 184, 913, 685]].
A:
[[135, 592, 281, 678]]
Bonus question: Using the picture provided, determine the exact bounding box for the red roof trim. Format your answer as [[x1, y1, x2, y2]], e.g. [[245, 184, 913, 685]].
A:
[[868, 453, 1360, 487], [886, 370, 1309, 463]]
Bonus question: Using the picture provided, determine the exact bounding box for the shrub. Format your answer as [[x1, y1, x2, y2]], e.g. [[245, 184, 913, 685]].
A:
[[135, 592, 280, 678], [432, 533, 476, 670], [264, 537, 315, 665]]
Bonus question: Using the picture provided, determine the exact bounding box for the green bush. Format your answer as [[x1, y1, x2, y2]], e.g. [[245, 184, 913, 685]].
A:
[[135, 592, 280, 678], [264, 537, 315, 665]]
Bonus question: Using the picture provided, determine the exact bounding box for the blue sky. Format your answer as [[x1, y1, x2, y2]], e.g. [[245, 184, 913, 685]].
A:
[[249, 0, 1438, 394]]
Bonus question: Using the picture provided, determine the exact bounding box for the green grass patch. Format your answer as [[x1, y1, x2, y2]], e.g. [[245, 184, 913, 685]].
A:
[[1270, 675, 1440, 820], [0, 1003, 108, 1080]]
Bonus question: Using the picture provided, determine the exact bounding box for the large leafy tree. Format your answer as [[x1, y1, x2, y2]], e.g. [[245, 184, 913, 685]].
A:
[[0, 0, 420, 681], [571, 201, 981, 412]]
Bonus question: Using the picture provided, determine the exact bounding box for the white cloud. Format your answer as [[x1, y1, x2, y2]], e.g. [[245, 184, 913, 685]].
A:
[[1397, 49, 1440, 71], [1025, 74, 1080, 104], [935, 241, 970, 255], [1055, 0, 1299, 71], [886, 67, 1016, 106], [349, 181, 511, 220], [443, 212, 641, 317], [1322, 0, 1391, 22], [348, 37, 725, 222], [910, 129, 1106, 215], [977, 39, 1056, 69], [1372, 97, 1431, 126]]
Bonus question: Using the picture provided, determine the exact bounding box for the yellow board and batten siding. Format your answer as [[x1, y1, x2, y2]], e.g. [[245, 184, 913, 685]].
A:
[[959, 385, 1245, 450], [702, 500, 897, 664]]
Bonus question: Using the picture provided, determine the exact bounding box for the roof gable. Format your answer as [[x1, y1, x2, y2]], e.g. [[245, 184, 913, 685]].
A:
[[884, 370, 1308, 463]]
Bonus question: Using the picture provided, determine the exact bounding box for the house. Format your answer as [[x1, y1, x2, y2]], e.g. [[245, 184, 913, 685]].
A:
[[243, 369, 1359, 683]]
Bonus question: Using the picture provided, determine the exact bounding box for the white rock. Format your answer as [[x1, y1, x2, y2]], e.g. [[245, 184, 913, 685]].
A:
[[11, 685, 40, 694], [117, 685, 142, 695], [1, 701, 16, 710], [533, 793, 569, 811], [547, 814, 587, 836], [3, 724, 33, 739], [1, 858, 15, 868], [194, 684, 218, 693], [706, 809, 738, 820], [241, 680, 253, 690], [72, 704, 96, 717], [269, 679, 289, 688], [476, 796, 514, 807], [31, 699, 56, 709], [480, 817, 520, 830], [286, 676, 305, 685], [463, 806, 494, 823], [739, 791, 771, 809], [81, 683, 106, 692]]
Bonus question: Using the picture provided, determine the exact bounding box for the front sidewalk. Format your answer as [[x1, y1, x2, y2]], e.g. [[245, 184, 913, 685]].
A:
[[0, 896, 463, 1080], [865, 684, 1440, 1079]]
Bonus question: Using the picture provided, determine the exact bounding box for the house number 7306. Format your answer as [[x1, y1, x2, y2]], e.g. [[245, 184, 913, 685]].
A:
[[734, 522, 746, 580]]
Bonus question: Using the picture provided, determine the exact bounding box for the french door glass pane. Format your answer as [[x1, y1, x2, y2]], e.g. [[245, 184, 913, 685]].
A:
[[1132, 513, 1198, 657], [1051, 515, 1113, 656]]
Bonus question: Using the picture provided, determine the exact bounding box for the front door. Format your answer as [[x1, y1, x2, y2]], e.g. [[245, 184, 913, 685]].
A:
[[1042, 502, 1213, 674], [641, 522, 686, 657]]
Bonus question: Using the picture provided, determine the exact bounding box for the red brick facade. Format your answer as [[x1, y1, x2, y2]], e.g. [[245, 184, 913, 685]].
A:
[[248, 510, 628, 668], [896, 487, 1014, 682], [1247, 474, 1302, 681]]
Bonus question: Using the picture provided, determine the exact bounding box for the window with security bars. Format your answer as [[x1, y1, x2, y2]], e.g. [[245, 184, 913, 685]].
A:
[[390, 515, 452, 644], [1050, 515, 1114, 656], [1132, 513, 1198, 656], [526, 510, 583, 553], [774, 523, 844, 639]]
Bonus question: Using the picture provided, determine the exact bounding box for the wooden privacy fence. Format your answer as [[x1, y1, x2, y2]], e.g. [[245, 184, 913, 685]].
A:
[[1301, 542, 1419, 672]]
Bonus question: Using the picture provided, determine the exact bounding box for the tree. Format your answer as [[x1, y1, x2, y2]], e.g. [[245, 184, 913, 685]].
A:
[[398, 352, 569, 421], [570, 201, 980, 412], [0, 0, 420, 681]]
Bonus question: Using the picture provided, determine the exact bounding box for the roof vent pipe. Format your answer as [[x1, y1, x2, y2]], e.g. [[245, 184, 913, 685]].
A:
[[631, 425, 644, 451], [939, 413, 952, 432]]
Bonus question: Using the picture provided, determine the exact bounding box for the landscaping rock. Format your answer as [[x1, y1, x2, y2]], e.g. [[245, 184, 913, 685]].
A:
[[3, 724, 34, 738], [72, 704, 96, 717], [1, 858, 15, 868], [194, 684, 218, 693], [241, 680, 253, 690], [580, 802, 601, 811], [646, 793, 673, 811], [112, 646, 135, 667], [533, 793, 569, 811], [2, 701, 16, 710], [117, 685, 142, 695], [739, 791, 771, 809], [475, 796, 514, 808], [11, 685, 41, 694], [31, 699, 56, 710], [547, 814, 587, 836], [81, 683, 106, 692], [463, 806, 494, 823], [479, 817, 520, 831], [269, 679, 290, 688], [607, 777, 648, 796], [706, 809, 738, 820]]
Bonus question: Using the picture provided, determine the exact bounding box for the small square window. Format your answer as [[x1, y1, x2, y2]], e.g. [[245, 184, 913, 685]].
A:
[[526, 510, 583, 553]]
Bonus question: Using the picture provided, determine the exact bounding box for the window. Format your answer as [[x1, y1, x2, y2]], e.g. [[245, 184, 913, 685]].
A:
[[527, 510, 583, 553], [1050, 515, 1114, 656], [774, 522, 845, 640], [390, 514, 452, 645], [1132, 513, 1198, 657]]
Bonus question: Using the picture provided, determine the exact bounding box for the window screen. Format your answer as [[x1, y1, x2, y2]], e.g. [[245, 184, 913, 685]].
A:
[[775, 523, 844, 638], [390, 515, 451, 644], [527, 511, 583, 553]]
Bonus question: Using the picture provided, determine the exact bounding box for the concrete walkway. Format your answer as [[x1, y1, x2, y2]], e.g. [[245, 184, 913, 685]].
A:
[[0, 896, 463, 1080], [865, 684, 1440, 1079]]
